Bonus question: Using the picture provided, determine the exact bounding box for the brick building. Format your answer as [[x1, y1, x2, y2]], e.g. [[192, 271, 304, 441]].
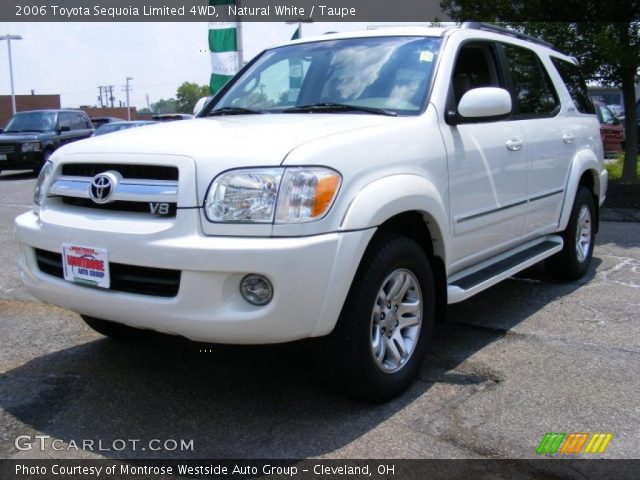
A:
[[0, 94, 61, 128]]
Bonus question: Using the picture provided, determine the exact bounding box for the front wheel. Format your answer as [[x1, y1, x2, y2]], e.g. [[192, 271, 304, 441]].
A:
[[314, 233, 435, 402], [547, 186, 596, 280]]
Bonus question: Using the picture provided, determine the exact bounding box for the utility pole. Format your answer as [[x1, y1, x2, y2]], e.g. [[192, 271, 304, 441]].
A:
[[1, 34, 24, 115], [146, 93, 150, 111], [108, 85, 115, 107], [124, 77, 133, 120]]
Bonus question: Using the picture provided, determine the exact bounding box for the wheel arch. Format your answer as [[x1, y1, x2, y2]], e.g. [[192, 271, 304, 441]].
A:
[[559, 150, 603, 233]]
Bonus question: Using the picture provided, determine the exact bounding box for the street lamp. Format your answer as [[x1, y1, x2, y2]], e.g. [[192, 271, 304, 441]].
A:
[[0, 34, 23, 115], [125, 76, 133, 121]]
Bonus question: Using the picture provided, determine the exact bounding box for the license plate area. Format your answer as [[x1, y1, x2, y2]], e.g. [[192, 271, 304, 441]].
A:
[[62, 244, 110, 288]]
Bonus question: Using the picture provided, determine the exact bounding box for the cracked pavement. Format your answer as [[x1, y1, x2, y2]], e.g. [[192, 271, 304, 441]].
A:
[[0, 170, 638, 460]]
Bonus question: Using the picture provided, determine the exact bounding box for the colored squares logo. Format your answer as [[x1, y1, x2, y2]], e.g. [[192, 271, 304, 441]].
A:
[[537, 433, 612, 455]]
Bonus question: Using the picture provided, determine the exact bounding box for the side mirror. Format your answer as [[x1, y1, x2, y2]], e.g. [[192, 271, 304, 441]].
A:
[[458, 87, 512, 120], [0, 128, 3, 133], [58, 125, 71, 132], [193, 96, 212, 116]]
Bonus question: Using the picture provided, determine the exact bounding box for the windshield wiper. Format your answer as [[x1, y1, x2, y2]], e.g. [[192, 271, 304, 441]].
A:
[[283, 102, 397, 117], [207, 106, 262, 116]]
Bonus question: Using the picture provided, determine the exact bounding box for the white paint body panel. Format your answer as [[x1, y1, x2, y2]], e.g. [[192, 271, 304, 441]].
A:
[[14, 27, 606, 343]]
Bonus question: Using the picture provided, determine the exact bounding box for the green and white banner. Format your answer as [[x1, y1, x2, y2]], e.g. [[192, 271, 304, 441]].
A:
[[208, 1, 240, 94]]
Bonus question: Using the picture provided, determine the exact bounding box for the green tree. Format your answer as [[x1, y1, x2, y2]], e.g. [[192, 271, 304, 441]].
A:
[[176, 82, 210, 114], [151, 98, 177, 115], [440, 2, 639, 182]]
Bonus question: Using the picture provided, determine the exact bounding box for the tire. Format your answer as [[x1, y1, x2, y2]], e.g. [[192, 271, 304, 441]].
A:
[[314, 233, 435, 403], [546, 186, 596, 281], [81, 315, 149, 341]]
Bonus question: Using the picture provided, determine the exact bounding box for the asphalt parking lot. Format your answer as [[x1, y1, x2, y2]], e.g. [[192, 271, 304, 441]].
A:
[[0, 169, 638, 460]]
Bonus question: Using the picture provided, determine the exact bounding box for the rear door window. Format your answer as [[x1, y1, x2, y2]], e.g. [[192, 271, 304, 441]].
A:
[[502, 44, 560, 118], [551, 57, 595, 114]]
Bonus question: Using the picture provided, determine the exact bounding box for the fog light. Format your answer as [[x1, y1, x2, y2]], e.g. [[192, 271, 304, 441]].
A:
[[240, 274, 273, 306]]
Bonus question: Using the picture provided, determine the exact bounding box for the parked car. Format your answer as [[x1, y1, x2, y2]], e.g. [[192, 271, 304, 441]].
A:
[[594, 101, 624, 157], [607, 104, 624, 120], [0, 109, 93, 174], [151, 113, 194, 122], [15, 24, 607, 401], [90, 117, 124, 129], [93, 121, 156, 136]]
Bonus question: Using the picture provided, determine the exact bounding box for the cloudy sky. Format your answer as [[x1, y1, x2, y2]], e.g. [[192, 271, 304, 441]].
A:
[[0, 22, 419, 109]]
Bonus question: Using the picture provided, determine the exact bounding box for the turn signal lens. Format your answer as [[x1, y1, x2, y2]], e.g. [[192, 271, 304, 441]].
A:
[[275, 168, 341, 223]]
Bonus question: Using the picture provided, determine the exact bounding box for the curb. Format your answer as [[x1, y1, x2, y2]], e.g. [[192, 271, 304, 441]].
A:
[[601, 208, 640, 222]]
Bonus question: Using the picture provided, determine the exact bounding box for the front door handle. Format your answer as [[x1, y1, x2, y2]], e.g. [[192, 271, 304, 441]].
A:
[[506, 138, 523, 151], [562, 133, 575, 144]]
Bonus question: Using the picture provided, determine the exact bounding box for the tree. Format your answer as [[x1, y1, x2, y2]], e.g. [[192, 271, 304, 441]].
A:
[[151, 98, 177, 115], [441, 1, 639, 182], [176, 82, 210, 114]]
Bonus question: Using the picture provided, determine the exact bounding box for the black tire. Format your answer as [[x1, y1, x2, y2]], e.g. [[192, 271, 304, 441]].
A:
[[546, 186, 596, 280], [314, 233, 435, 403], [81, 315, 149, 341]]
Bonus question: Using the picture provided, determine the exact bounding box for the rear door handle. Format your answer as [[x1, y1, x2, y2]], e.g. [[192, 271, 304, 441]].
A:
[[562, 133, 575, 144], [506, 138, 523, 151]]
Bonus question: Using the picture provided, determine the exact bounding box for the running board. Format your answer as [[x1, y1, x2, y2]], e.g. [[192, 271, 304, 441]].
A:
[[447, 236, 563, 304]]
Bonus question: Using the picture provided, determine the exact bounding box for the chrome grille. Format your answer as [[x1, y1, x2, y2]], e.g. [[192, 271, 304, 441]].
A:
[[49, 163, 179, 217], [0, 144, 15, 154]]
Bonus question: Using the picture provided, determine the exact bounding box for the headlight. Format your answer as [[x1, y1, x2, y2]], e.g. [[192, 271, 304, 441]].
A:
[[204, 167, 341, 224], [34, 161, 54, 212], [21, 142, 41, 152], [205, 168, 282, 223]]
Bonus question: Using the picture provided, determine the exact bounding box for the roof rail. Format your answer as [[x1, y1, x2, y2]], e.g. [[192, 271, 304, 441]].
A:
[[461, 22, 555, 49]]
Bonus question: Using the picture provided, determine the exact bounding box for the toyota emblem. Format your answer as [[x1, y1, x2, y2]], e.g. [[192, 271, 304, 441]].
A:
[[89, 171, 119, 204]]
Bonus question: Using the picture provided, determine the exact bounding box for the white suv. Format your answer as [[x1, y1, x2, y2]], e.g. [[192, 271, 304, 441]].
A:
[[15, 24, 607, 401]]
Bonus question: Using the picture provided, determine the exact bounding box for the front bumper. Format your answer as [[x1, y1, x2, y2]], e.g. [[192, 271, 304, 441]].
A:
[[15, 209, 374, 343], [0, 150, 43, 170]]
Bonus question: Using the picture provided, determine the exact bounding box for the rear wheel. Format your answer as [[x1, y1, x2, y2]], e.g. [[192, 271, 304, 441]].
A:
[[547, 186, 596, 280], [315, 233, 435, 402], [81, 315, 149, 341]]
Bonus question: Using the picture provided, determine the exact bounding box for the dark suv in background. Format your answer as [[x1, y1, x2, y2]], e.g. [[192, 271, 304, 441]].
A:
[[0, 109, 94, 174]]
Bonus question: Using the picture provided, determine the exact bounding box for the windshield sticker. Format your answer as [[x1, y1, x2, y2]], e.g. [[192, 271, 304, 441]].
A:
[[419, 51, 434, 62]]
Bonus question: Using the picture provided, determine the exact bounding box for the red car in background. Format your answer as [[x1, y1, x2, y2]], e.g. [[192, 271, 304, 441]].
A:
[[594, 101, 624, 157]]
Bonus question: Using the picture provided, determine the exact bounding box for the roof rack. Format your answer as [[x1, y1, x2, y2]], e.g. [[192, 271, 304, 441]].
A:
[[461, 22, 555, 49]]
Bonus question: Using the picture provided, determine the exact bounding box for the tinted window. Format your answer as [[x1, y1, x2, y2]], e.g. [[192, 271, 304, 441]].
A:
[[551, 57, 595, 114], [58, 112, 73, 130], [452, 43, 502, 105], [503, 44, 559, 118], [70, 113, 86, 130]]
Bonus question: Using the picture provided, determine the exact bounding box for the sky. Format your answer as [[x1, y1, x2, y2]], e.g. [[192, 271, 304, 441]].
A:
[[0, 22, 422, 109]]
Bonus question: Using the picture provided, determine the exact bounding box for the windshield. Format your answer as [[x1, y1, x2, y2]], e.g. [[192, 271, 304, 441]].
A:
[[5, 111, 57, 132], [212, 36, 442, 116]]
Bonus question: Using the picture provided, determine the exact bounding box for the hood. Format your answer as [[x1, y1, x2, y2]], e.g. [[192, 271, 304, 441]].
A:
[[0, 131, 55, 142], [56, 114, 399, 166]]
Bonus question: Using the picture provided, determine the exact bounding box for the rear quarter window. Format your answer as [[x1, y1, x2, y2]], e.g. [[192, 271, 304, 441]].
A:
[[551, 57, 595, 114]]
